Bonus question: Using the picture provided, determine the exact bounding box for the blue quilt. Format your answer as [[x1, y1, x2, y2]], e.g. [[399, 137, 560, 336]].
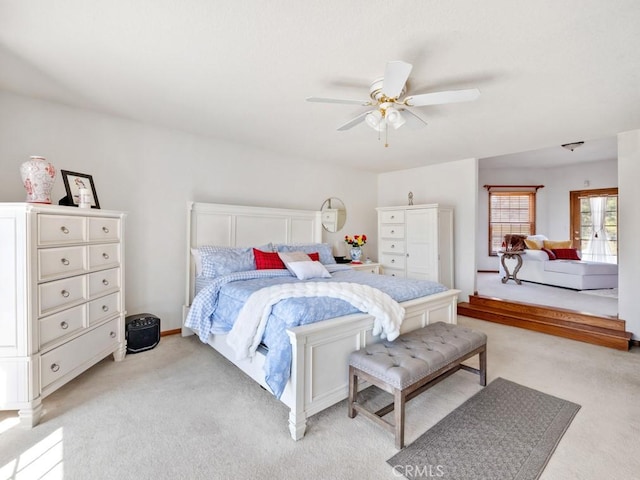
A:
[[185, 268, 447, 398]]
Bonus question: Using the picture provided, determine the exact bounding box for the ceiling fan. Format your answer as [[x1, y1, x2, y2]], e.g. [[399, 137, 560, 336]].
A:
[[306, 60, 480, 143]]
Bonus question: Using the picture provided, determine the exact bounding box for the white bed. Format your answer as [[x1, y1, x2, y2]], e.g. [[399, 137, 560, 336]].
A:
[[182, 202, 460, 441]]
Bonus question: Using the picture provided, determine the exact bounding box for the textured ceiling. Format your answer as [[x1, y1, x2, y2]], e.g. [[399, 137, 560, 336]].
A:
[[0, 0, 638, 172]]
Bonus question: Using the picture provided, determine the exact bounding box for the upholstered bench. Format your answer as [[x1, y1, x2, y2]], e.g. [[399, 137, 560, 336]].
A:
[[348, 321, 487, 449]]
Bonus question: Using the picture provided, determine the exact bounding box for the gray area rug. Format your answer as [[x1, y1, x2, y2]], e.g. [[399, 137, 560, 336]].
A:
[[387, 377, 580, 480]]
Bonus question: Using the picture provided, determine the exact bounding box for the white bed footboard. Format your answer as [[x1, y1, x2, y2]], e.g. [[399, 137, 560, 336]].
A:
[[282, 289, 459, 440]]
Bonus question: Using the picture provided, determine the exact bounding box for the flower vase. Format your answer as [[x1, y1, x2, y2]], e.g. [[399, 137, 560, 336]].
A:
[[20, 156, 56, 204], [350, 246, 363, 264]]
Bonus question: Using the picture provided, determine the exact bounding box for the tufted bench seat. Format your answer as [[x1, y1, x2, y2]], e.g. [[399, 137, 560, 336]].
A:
[[348, 321, 487, 448]]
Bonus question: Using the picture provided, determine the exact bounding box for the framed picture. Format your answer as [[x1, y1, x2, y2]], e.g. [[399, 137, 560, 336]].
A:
[[60, 170, 100, 209]]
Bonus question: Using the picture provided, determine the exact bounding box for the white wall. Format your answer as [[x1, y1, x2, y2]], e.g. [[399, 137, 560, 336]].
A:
[[477, 159, 618, 271], [618, 130, 640, 340], [377, 158, 478, 302], [0, 91, 378, 331]]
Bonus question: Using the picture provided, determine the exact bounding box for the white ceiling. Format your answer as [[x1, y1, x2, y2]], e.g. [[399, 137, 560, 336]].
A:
[[1, 1, 638, 173]]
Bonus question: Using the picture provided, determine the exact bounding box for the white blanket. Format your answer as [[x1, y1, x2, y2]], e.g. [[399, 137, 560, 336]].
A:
[[226, 281, 406, 360]]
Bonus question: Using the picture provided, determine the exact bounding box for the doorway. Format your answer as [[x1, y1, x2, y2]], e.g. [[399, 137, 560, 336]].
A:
[[569, 188, 618, 264]]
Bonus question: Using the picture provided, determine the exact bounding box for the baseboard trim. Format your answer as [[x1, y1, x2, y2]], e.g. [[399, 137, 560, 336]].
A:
[[161, 328, 181, 337]]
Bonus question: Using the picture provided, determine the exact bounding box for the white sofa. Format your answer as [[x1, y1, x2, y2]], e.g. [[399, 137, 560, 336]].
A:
[[499, 249, 618, 290]]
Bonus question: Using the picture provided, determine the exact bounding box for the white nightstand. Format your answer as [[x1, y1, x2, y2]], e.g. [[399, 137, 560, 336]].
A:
[[350, 262, 381, 274]]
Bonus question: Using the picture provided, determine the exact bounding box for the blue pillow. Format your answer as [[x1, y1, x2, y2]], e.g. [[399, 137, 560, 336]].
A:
[[198, 247, 255, 278]]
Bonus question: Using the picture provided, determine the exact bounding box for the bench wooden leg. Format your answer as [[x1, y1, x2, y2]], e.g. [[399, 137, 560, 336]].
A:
[[394, 388, 405, 449], [479, 346, 487, 386], [348, 366, 357, 418]]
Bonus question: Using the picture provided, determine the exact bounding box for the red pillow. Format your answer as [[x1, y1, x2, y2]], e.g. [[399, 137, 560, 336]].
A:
[[552, 248, 581, 260], [541, 247, 557, 260], [253, 249, 285, 269], [253, 249, 320, 269]]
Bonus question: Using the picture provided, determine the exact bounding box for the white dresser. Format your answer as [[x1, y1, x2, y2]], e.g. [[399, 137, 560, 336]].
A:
[[376, 204, 454, 288], [0, 203, 126, 426]]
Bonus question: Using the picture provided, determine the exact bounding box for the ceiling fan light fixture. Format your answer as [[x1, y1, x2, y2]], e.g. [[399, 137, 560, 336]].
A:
[[385, 107, 405, 129], [365, 110, 383, 130]]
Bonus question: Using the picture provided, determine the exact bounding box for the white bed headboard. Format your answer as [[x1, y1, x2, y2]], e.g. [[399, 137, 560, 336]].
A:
[[185, 202, 323, 306]]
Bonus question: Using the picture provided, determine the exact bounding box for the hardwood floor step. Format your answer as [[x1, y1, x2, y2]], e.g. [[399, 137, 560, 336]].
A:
[[459, 302, 628, 338], [468, 294, 626, 331], [458, 299, 631, 351]]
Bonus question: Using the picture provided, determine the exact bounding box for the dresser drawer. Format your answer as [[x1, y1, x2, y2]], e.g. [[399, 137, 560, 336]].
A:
[[380, 239, 405, 254], [380, 253, 406, 270], [38, 215, 86, 245], [379, 210, 405, 224], [88, 217, 121, 242], [39, 304, 86, 348], [38, 246, 87, 282], [88, 292, 120, 325], [39, 276, 87, 316], [380, 225, 405, 239], [40, 318, 120, 390], [88, 268, 120, 298], [382, 267, 405, 278], [88, 244, 120, 270]]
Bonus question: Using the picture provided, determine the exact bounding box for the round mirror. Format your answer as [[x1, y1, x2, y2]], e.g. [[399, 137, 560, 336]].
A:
[[320, 197, 347, 233]]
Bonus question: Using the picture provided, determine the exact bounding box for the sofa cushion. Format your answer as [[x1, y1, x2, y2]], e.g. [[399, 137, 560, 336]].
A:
[[544, 260, 618, 275]]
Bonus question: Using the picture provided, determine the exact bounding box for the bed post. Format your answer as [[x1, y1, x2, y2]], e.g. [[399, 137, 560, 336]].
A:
[[287, 330, 307, 440]]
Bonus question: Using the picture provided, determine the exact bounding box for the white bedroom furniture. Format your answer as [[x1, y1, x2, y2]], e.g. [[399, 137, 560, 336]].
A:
[[376, 204, 454, 288], [183, 202, 460, 441], [350, 262, 381, 274], [0, 203, 126, 426]]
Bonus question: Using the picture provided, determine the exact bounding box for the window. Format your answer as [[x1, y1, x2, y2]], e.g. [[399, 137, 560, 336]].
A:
[[488, 191, 536, 256]]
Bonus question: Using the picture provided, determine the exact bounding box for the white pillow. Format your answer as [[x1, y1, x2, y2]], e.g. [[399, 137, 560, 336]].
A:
[[278, 251, 331, 280]]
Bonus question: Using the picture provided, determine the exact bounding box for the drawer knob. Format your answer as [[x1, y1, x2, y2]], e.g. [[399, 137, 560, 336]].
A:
[[391, 259, 395, 263], [102, 305, 109, 312], [60, 226, 69, 234], [102, 279, 110, 286], [390, 230, 395, 234], [51, 363, 60, 372], [390, 215, 395, 219], [60, 321, 69, 330], [391, 273, 396, 277], [61, 258, 70, 266], [110, 331, 116, 338], [391, 244, 395, 248], [61, 289, 70, 298], [102, 226, 110, 234], [102, 253, 110, 260]]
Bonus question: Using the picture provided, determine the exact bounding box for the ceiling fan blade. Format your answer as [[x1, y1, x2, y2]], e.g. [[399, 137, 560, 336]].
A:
[[404, 88, 480, 107], [401, 109, 428, 128], [306, 96, 371, 106], [337, 111, 371, 131], [382, 61, 413, 98]]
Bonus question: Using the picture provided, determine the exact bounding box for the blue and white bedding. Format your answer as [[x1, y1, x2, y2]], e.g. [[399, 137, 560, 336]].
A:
[[185, 267, 447, 398]]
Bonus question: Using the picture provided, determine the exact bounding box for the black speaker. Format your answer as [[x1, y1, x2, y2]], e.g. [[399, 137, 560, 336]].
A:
[[125, 314, 161, 354]]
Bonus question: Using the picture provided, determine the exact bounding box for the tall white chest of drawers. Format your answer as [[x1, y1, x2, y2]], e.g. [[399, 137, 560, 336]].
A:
[[376, 204, 454, 288], [0, 203, 126, 426]]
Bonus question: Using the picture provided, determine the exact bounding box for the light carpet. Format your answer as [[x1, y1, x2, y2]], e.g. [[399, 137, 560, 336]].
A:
[[1, 319, 639, 480], [579, 288, 618, 299], [387, 378, 580, 480]]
